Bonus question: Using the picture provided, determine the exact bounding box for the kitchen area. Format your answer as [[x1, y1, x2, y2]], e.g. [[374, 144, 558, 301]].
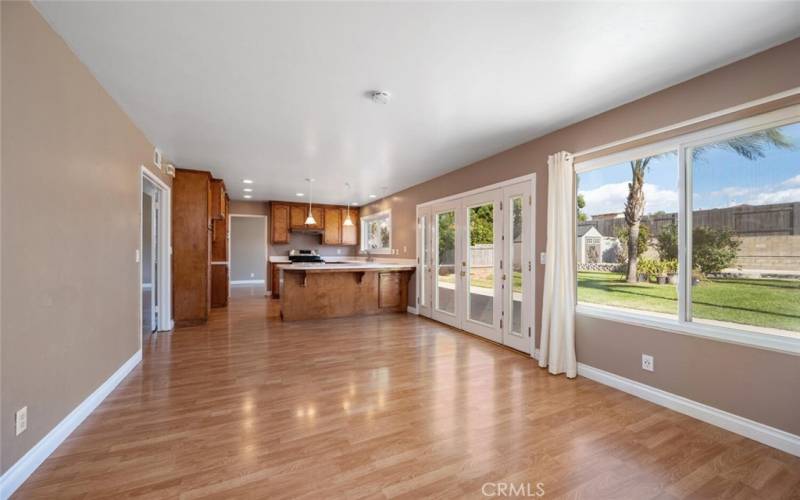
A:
[[265, 199, 414, 321]]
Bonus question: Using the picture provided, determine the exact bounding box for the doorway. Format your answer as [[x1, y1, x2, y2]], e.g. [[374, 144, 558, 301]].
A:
[[141, 166, 172, 337], [416, 175, 535, 354], [229, 214, 268, 296]]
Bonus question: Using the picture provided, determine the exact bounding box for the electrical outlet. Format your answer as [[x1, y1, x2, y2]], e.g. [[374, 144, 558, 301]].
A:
[[15, 406, 27, 436], [250, 273, 255, 278], [135, 249, 140, 263], [337, 249, 342, 255], [641, 354, 654, 372]]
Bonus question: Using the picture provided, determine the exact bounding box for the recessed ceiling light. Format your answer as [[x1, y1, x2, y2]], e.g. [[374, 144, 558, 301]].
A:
[[296, 192, 304, 197], [243, 188, 253, 192], [243, 179, 254, 184], [370, 90, 391, 104], [243, 195, 252, 199], [369, 194, 377, 199]]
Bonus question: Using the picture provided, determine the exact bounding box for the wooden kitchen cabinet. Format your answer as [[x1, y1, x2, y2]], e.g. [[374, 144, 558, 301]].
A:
[[308, 206, 324, 230], [323, 207, 341, 245], [173, 168, 212, 326], [211, 264, 228, 308], [270, 262, 281, 298], [271, 203, 290, 244], [341, 208, 358, 246], [290, 205, 306, 229], [290, 204, 324, 230], [209, 179, 227, 220]]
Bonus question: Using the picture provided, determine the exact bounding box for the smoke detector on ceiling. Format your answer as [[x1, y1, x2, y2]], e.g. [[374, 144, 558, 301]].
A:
[[371, 90, 391, 104]]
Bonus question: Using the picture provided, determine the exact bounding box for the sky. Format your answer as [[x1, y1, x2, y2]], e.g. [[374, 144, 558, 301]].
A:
[[578, 122, 800, 217]]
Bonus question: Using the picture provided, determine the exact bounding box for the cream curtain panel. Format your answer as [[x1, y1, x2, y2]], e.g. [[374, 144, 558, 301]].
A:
[[539, 151, 577, 378]]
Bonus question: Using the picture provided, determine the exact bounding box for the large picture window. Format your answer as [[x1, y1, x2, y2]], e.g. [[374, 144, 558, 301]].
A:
[[576, 106, 800, 350]]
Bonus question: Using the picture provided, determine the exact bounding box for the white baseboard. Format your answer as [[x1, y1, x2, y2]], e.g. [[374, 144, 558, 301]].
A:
[[407, 306, 418, 315], [230, 279, 265, 285], [577, 362, 800, 457], [0, 350, 142, 499]]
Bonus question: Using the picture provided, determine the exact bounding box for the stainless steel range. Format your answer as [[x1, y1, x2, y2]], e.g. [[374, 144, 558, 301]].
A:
[[288, 249, 324, 264]]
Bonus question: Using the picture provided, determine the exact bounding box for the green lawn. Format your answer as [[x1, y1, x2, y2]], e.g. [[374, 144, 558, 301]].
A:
[[439, 271, 522, 292], [578, 271, 800, 333]]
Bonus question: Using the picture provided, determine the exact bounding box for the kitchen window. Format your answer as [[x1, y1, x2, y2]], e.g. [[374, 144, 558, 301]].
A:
[[361, 210, 392, 254], [575, 105, 800, 353]]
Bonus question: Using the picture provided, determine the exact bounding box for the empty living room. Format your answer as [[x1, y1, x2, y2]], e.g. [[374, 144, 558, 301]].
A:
[[2, 1, 800, 498]]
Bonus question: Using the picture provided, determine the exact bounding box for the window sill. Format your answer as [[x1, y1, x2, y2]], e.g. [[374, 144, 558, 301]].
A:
[[575, 304, 800, 356]]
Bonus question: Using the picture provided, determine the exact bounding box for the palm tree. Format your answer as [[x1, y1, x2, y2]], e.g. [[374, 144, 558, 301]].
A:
[[623, 128, 793, 283]]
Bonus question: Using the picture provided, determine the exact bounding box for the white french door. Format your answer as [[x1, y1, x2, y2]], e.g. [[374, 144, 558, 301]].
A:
[[431, 201, 461, 328], [460, 189, 502, 342], [417, 177, 535, 354], [501, 182, 533, 353], [416, 206, 433, 318]]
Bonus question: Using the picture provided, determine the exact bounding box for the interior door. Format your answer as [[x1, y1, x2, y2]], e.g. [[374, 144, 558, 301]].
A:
[[417, 207, 433, 318], [501, 182, 533, 353], [431, 202, 461, 327], [460, 189, 502, 342]]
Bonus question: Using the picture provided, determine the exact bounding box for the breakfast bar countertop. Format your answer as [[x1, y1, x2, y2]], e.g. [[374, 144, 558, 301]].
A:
[[276, 262, 416, 272]]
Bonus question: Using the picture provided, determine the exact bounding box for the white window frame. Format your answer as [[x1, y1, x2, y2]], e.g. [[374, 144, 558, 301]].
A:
[[574, 104, 800, 355], [360, 209, 393, 254]]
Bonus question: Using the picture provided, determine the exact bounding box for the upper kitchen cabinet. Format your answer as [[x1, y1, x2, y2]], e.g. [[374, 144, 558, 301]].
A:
[[209, 179, 227, 220], [307, 206, 324, 230], [290, 205, 306, 230], [271, 202, 290, 244], [341, 208, 358, 246], [323, 207, 341, 245]]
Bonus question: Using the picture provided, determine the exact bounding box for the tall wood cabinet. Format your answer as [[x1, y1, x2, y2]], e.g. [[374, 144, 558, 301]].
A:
[[173, 169, 229, 326], [210, 179, 229, 309]]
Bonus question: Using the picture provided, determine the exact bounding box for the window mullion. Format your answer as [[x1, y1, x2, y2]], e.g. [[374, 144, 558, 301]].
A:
[[678, 146, 693, 323]]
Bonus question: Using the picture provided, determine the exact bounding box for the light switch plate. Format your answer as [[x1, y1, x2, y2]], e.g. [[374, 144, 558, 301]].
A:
[[540, 252, 546, 265], [15, 406, 27, 436]]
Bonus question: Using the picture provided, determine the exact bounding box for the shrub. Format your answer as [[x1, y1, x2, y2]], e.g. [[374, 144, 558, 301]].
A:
[[656, 223, 678, 261], [655, 224, 741, 275], [663, 259, 678, 275], [692, 226, 741, 275]]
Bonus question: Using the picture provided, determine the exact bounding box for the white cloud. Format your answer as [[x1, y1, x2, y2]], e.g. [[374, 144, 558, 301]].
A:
[[580, 181, 678, 217], [782, 174, 800, 187], [745, 187, 800, 205]]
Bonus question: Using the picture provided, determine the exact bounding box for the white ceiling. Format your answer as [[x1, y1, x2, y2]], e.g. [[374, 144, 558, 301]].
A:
[[35, 2, 800, 204]]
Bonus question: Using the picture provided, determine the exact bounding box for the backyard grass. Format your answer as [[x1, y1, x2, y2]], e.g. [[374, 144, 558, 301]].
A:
[[440, 272, 522, 292], [578, 271, 800, 333]]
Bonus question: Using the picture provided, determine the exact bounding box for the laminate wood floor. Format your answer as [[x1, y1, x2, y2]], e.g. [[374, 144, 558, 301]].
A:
[[14, 294, 800, 499]]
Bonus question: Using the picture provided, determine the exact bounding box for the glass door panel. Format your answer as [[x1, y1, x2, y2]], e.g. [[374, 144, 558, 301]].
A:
[[461, 189, 502, 342], [417, 207, 433, 318], [502, 182, 532, 353], [432, 202, 460, 327]]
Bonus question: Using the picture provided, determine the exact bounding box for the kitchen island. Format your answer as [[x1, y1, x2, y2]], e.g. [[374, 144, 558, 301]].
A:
[[278, 262, 415, 321]]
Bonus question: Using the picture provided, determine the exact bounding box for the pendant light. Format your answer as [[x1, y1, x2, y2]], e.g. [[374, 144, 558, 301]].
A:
[[343, 182, 354, 226], [304, 178, 316, 225]]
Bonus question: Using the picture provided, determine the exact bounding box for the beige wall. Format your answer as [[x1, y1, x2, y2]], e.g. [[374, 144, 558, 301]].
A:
[[230, 216, 267, 282], [361, 37, 800, 435], [1, 2, 171, 472]]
